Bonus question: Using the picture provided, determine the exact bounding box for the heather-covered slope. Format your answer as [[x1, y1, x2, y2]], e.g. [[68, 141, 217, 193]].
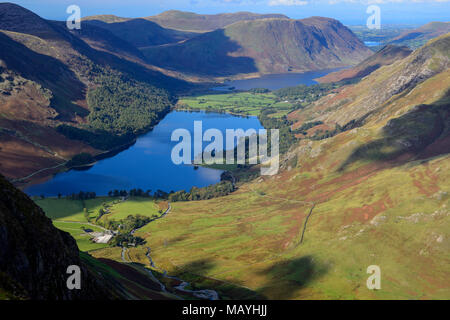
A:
[[142, 17, 372, 77], [389, 21, 450, 49], [0, 3, 188, 182], [290, 33, 450, 129], [316, 45, 412, 83], [97, 36, 450, 300]]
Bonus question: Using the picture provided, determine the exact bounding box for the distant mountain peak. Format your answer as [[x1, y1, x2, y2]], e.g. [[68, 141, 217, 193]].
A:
[[145, 10, 290, 31], [141, 16, 372, 77], [0, 2, 63, 40]]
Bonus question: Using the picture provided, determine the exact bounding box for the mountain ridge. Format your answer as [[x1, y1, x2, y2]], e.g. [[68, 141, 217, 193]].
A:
[[0, 3, 189, 182], [316, 44, 413, 83], [142, 17, 372, 77], [389, 21, 450, 48]]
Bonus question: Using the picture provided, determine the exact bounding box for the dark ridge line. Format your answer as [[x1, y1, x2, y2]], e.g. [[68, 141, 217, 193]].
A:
[[299, 203, 316, 245]]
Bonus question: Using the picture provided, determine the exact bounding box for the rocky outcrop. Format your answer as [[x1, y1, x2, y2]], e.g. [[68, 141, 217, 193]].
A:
[[0, 174, 115, 299]]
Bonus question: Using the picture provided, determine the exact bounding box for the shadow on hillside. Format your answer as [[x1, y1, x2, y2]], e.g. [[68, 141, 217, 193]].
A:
[[0, 32, 88, 120], [141, 28, 258, 77], [255, 255, 329, 299], [84, 18, 193, 47], [338, 93, 450, 171], [171, 258, 266, 300]]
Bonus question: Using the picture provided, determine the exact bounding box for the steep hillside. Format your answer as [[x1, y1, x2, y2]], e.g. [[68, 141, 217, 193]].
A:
[[142, 17, 372, 77], [69, 21, 148, 62], [0, 3, 189, 182], [0, 174, 182, 300], [145, 10, 289, 32], [390, 22, 450, 49], [290, 33, 450, 130], [100, 36, 450, 300], [316, 45, 412, 83], [0, 174, 118, 299], [83, 18, 196, 48]]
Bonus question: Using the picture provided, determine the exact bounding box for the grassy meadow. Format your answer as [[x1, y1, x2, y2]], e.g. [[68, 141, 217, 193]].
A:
[[118, 150, 449, 300], [177, 92, 293, 118], [35, 196, 163, 252]]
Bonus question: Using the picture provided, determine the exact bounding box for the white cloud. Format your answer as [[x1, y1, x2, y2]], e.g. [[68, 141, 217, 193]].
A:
[[326, 0, 449, 3], [269, 0, 309, 5]]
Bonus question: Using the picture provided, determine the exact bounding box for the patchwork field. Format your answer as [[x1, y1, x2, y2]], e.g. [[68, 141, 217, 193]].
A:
[[35, 196, 163, 252], [177, 92, 292, 118]]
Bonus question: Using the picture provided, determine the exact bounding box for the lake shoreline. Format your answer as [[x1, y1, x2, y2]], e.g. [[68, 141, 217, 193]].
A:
[[22, 67, 340, 196], [23, 110, 262, 197]]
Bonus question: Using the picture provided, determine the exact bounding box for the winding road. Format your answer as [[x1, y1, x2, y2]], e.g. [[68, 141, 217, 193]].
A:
[[122, 202, 220, 300]]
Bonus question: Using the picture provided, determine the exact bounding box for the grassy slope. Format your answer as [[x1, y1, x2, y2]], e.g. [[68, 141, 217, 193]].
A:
[[101, 198, 160, 221], [390, 22, 450, 49], [53, 221, 108, 251], [35, 196, 161, 252], [316, 44, 412, 84], [289, 33, 450, 129], [141, 17, 372, 77], [123, 156, 449, 299], [92, 36, 450, 299]]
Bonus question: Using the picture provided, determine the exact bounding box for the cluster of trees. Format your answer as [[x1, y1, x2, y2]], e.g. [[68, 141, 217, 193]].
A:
[[258, 109, 297, 154], [65, 191, 97, 200], [56, 124, 134, 151], [110, 234, 146, 248], [87, 72, 172, 135], [66, 153, 95, 168], [57, 67, 173, 151], [274, 80, 358, 105], [168, 181, 234, 202], [106, 189, 169, 199], [249, 88, 270, 94], [103, 214, 153, 233]]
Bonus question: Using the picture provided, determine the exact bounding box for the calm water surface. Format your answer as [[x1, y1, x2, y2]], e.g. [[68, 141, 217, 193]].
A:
[[26, 69, 341, 196], [25, 111, 263, 196], [213, 68, 342, 91]]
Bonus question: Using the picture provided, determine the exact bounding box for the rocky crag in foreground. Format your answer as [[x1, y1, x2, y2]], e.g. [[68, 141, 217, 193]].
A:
[[0, 174, 119, 299]]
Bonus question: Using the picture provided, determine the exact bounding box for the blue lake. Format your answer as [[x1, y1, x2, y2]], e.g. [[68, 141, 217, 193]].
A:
[[364, 41, 381, 47], [25, 111, 264, 196], [213, 68, 342, 91]]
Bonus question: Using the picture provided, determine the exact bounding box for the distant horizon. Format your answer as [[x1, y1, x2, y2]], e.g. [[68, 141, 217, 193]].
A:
[[6, 1, 450, 26]]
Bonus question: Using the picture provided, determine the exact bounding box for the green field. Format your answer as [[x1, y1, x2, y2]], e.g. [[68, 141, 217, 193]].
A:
[[177, 92, 293, 118], [52, 221, 109, 252], [35, 197, 162, 252], [34, 197, 118, 222], [99, 197, 161, 221]]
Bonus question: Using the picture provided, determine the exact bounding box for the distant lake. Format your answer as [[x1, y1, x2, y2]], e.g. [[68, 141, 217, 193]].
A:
[[212, 68, 343, 91], [364, 41, 381, 47], [25, 111, 264, 197]]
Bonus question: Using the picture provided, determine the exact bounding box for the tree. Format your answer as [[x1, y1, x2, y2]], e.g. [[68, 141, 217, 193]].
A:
[[83, 208, 89, 222]]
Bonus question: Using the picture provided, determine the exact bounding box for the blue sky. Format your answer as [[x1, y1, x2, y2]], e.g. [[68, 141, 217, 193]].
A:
[[10, 0, 450, 25]]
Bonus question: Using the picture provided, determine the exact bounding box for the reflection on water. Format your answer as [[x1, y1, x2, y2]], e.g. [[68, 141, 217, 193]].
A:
[[25, 111, 263, 196]]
